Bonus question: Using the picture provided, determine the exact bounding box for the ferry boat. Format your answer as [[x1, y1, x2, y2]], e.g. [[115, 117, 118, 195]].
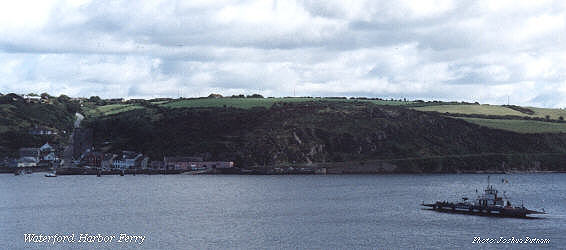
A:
[[422, 177, 545, 218]]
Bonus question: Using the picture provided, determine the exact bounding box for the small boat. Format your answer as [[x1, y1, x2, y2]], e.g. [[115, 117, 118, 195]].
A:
[[422, 176, 546, 218], [45, 172, 57, 177]]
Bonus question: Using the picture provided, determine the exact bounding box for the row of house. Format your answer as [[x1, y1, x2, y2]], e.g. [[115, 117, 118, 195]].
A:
[[0, 93, 50, 104], [23, 94, 51, 104], [9, 143, 235, 172], [80, 150, 149, 170], [153, 156, 234, 171], [78, 150, 234, 171]]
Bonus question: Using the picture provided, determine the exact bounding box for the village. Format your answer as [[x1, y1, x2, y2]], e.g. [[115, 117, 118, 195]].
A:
[[1, 142, 238, 175], [3, 142, 329, 176], [0, 139, 327, 176], [0, 92, 238, 175]]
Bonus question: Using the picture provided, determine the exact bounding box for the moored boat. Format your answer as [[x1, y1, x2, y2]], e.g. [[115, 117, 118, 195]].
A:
[[45, 172, 57, 177]]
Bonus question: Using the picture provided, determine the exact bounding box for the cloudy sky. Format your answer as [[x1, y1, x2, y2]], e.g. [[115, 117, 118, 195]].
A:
[[1, 0, 565, 107]]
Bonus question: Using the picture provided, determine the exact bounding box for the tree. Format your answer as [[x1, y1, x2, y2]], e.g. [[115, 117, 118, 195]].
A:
[[57, 94, 71, 103], [247, 94, 264, 98], [89, 96, 102, 103], [559, 116, 564, 121], [208, 93, 223, 98], [65, 103, 80, 114]]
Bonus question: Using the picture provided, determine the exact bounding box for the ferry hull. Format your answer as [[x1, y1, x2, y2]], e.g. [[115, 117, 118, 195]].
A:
[[422, 202, 544, 218]]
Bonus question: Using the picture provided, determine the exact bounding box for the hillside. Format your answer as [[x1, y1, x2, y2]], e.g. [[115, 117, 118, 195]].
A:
[[81, 97, 412, 117], [412, 104, 566, 133], [82, 98, 566, 134], [4, 95, 566, 173], [0, 94, 78, 157], [84, 100, 566, 173]]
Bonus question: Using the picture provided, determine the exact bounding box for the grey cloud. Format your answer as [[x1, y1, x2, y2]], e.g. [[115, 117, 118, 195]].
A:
[[0, 0, 565, 107]]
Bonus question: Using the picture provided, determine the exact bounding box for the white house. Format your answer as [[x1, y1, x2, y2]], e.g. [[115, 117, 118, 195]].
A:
[[112, 152, 144, 169], [40, 143, 56, 162], [17, 157, 37, 167]]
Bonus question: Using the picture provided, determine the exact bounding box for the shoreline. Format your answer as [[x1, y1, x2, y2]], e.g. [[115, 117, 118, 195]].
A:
[[2, 166, 566, 175]]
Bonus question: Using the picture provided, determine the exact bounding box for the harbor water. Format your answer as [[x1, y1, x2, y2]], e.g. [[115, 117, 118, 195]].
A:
[[1, 173, 565, 249]]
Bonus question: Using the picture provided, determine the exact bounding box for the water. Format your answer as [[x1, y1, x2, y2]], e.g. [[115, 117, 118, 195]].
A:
[[1, 173, 565, 249]]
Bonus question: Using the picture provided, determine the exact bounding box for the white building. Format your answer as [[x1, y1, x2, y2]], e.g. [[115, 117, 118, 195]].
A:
[[40, 143, 56, 161], [112, 152, 144, 169], [17, 157, 37, 167]]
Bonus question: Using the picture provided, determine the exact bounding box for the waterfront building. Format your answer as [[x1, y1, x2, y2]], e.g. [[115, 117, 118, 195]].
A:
[[39, 143, 56, 161], [193, 161, 234, 169], [17, 157, 38, 167], [163, 156, 233, 171], [81, 151, 104, 168], [163, 156, 203, 170], [112, 151, 144, 169], [18, 148, 40, 167]]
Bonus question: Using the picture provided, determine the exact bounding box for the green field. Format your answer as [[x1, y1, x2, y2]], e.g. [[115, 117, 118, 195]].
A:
[[414, 104, 566, 133], [160, 97, 412, 109], [527, 107, 566, 119], [414, 104, 524, 116], [80, 97, 413, 116], [459, 117, 566, 134], [414, 104, 566, 120], [79, 100, 566, 134], [84, 104, 144, 117]]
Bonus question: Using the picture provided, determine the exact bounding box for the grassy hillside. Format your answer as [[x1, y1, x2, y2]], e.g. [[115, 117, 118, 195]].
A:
[[414, 104, 527, 116], [4, 94, 566, 172], [414, 104, 566, 119], [84, 101, 566, 172], [84, 104, 145, 117], [162, 97, 412, 109], [460, 118, 566, 134], [413, 104, 566, 133], [80, 97, 413, 118], [82, 99, 566, 134]]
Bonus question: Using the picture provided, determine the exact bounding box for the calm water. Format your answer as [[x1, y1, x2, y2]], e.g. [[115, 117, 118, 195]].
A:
[[1, 173, 565, 249]]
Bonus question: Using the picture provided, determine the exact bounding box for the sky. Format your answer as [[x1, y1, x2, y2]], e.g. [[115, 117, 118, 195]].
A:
[[0, 0, 565, 107]]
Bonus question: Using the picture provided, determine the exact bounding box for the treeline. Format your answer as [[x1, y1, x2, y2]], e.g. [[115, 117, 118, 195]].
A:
[[1, 92, 484, 106]]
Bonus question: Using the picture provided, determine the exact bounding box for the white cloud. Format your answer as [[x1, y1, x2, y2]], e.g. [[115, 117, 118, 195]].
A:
[[0, 0, 565, 107], [0, 0, 55, 31]]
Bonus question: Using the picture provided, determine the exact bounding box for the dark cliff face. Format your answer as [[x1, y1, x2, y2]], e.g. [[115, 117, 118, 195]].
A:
[[86, 101, 566, 168]]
